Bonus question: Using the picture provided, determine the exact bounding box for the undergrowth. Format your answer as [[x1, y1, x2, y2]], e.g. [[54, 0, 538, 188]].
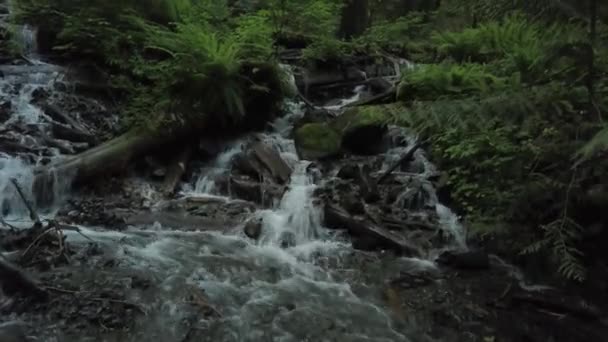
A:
[[393, 11, 608, 282]]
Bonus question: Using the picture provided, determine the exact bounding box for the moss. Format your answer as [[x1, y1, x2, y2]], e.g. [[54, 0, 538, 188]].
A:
[[294, 123, 341, 159], [330, 105, 392, 134]]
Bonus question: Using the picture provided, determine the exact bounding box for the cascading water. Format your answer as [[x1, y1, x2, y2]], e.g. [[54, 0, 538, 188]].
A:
[[0, 6, 68, 221]]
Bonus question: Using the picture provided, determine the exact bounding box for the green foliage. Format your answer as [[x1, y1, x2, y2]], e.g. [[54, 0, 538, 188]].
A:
[[521, 217, 586, 281], [397, 63, 511, 101], [295, 123, 341, 155], [432, 13, 586, 76], [14, 0, 284, 132], [355, 11, 432, 56], [262, 0, 342, 41], [394, 8, 608, 281], [301, 38, 354, 64], [575, 125, 608, 164]]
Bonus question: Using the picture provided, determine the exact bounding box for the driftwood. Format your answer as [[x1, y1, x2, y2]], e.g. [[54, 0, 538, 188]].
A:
[[324, 204, 422, 256], [163, 146, 193, 195], [377, 142, 423, 184]]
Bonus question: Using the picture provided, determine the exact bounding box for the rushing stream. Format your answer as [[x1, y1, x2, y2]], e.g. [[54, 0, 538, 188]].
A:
[[0, 7, 558, 342]]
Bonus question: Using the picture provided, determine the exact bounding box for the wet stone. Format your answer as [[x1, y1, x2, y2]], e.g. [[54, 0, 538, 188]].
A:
[[244, 217, 263, 240]]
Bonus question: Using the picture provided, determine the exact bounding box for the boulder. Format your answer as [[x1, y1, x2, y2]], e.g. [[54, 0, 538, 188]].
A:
[[330, 106, 390, 155], [250, 141, 292, 184], [244, 217, 263, 240], [294, 123, 341, 160], [233, 141, 292, 184]]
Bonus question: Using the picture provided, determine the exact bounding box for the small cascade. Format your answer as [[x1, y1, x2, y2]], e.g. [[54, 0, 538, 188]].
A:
[[191, 141, 244, 195], [381, 126, 468, 254], [0, 156, 35, 220], [0, 4, 71, 221], [15, 24, 39, 60], [258, 161, 322, 247]]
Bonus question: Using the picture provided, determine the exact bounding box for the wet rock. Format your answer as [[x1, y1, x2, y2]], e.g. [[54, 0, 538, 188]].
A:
[[294, 122, 341, 160], [337, 164, 359, 180], [437, 250, 490, 270], [233, 140, 291, 184], [0, 321, 28, 342], [368, 78, 393, 94], [230, 176, 284, 206], [250, 141, 292, 184], [0, 101, 10, 123], [244, 217, 263, 240], [280, 232, 296, 248], [341, 193, 364, 215]]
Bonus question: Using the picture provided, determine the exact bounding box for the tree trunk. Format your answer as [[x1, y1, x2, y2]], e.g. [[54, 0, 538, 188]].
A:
[[339, 0, 369, 40]]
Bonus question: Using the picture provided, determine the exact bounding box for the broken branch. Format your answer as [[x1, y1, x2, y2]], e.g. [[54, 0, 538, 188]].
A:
[[10, 178, 40, 223]]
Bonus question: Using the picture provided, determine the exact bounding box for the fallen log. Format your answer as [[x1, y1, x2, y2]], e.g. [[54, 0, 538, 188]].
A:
[[163, 145, 193, 195], [324, 204, 422, 256], [377, 142, 423, 184], [34, 129, 163, 186]]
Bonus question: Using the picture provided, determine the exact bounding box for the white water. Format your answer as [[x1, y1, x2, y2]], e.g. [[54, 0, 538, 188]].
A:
[[0, 14, 68, 222]]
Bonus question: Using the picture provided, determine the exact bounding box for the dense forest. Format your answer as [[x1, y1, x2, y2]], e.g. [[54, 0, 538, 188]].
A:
[[0, 0, 607, 341]]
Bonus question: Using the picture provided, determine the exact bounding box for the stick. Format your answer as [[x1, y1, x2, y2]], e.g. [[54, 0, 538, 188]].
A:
[[10, 178, 40, 223], [377, 142, 424, 184]]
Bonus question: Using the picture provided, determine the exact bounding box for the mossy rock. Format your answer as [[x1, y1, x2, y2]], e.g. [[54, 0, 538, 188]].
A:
[[330, 106, 392, 155], [294, 123, 341, 160]]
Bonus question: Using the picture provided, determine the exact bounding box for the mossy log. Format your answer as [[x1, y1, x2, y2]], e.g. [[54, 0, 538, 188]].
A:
[[35, 129, 163, 185]]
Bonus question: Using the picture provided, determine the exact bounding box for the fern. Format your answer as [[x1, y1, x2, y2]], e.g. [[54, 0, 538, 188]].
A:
[[575, 125, 608, 164], [521, 218, 586, 282]]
